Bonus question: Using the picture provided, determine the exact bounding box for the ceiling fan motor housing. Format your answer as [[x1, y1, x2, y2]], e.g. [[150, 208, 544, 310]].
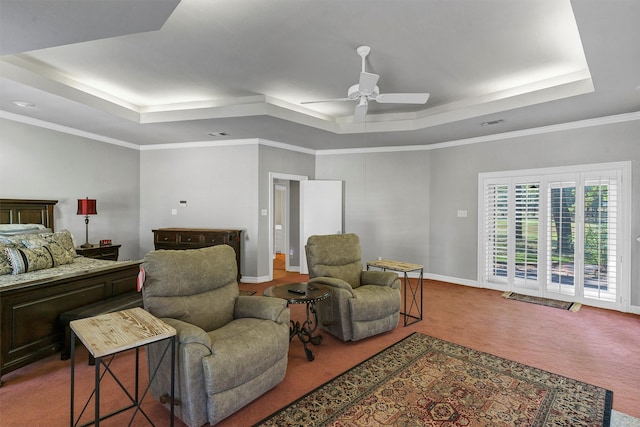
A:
[[348, 84, 379, 100]]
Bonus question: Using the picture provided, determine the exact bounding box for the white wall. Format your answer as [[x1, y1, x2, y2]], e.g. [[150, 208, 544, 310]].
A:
[[0, 118, 140, 261]]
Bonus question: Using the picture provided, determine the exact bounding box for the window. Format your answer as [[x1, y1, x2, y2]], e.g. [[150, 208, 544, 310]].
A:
[[479, 162, 630, 311]]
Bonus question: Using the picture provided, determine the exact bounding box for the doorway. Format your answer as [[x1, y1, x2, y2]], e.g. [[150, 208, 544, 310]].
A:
[[269, 172, 306, 281], [273, 182, 293, 279]]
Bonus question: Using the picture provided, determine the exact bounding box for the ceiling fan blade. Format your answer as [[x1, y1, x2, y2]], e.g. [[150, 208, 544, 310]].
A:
[[358, 72, 379, 94], [353, 98, 368, 122], [375, 93, 430, 104], [301, 97, 352, 104]]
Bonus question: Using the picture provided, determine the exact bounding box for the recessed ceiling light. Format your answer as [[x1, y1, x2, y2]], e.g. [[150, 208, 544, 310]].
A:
[[481, 119, 504, 126], [12, 100, 36, 108], [208, 131, 228, 137]]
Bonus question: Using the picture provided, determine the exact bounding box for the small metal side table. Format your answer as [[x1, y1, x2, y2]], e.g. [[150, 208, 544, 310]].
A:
[[264, 282, 330, 361], [69, 307, 176, 427], [367, 259, 424, 326]]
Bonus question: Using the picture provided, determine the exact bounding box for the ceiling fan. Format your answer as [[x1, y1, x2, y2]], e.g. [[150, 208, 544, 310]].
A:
[[302, 46, 430, 122]]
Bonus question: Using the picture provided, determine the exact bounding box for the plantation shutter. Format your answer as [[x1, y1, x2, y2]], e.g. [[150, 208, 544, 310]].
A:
[[582, 173, 618, 303], [481, 181, 509, 288], [479, 162, 629, 311]]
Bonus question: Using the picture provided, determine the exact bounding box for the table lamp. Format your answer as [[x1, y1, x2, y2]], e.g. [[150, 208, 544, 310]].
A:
[[77, 198, 97, 248]]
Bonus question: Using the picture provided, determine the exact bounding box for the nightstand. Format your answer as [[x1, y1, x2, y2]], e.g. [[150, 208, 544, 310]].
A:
[[75, 244, 120, 261]]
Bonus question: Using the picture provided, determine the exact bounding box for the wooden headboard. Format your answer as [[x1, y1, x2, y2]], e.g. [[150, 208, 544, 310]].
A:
[[0, 199, 58, 231]]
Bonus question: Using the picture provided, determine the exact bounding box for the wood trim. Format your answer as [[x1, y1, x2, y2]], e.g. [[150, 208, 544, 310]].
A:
[[0, 199, 58, 231]]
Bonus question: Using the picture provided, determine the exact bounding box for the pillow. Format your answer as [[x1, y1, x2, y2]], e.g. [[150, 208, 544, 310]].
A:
[[5, 246, 54, 274], [0, 235, 22, 246], [21, 237, 74, 266], [0, 243, 13, 275], [39, 230, 77, 260], [0, 224, 48, 235]]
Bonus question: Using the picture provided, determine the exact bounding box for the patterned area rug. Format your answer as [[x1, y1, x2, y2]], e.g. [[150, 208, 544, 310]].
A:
[[503, 291, 582, 312], [255, 333, 612, 426]]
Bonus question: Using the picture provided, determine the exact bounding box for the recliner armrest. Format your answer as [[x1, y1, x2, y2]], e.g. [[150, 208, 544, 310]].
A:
[[235, 295, 290, 324], [161, 317, 212, 348], [361, 270, 400, 288], [308, 277, 354, 296]]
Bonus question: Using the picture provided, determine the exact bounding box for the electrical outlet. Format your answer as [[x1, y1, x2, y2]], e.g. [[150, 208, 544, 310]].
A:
[[457, 210, 468, 218]]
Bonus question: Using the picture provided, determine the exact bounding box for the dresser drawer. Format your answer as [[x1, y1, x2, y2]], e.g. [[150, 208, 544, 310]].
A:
[[201, 232, 230, 246], [155, 231, 177, 245], [177, 233, 203, 246]]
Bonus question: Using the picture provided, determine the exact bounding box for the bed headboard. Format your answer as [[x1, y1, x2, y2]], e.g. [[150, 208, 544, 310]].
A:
[[0, 199, 58, 231]]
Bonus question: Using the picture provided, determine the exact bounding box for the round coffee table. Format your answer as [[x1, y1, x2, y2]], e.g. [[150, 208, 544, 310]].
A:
[[264, 282, 330, 361]]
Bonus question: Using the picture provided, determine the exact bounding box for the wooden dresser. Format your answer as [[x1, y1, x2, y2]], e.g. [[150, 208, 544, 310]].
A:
[[152, 228, 242, 280]]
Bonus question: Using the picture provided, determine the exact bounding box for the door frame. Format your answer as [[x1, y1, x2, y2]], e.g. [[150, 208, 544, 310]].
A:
[[268, 172, 308, 281]]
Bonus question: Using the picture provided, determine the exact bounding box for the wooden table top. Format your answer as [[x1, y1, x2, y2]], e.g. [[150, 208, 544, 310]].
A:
[[70, 307, 176, 359], [367, 259, 424, 272]]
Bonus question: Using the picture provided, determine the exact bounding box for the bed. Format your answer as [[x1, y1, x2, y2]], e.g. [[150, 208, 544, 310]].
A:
[[0, 199, 141, 386]]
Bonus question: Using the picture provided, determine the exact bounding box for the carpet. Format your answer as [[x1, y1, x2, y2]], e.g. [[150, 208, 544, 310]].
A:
[[255, 333, 612, 426], [503, 291, 582, 312]]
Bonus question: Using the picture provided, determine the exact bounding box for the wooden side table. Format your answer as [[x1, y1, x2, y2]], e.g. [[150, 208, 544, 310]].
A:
[[69, 307, 176, 427], [367, 259, 424, 326], [75, 244, 120, 261]]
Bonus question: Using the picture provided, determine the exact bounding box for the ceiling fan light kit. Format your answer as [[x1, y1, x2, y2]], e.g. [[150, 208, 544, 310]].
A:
[[303, 46, 430, 122]]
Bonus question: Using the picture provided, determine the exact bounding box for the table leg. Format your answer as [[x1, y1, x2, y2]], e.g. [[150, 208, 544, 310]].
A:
[[70, 332, 75, 427], [401, 268, 423, 326], [290, 302, 323, 361], [170, 337, 175, 427], [95, 357, 100, 427]]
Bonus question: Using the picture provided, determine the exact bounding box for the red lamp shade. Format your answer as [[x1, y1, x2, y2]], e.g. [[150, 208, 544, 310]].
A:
[[77, 198, 97, 216]]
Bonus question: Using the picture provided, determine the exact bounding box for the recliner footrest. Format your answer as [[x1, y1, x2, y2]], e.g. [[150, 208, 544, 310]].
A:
[[59, 291, 143, 363]]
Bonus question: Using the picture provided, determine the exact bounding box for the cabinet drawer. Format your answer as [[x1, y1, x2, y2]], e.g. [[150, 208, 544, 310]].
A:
[[177, 233, 203, 246], [95, 248, 118, 259], [201, 232, 229, 246], [155, 232, 177, 245]]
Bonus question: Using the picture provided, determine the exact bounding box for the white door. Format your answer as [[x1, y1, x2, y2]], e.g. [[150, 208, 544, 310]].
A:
[[300, 180, 343, 274]]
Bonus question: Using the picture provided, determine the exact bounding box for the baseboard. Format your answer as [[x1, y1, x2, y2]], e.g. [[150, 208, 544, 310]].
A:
[[239, 275, 268, 284], [424, 273, 480, 288]]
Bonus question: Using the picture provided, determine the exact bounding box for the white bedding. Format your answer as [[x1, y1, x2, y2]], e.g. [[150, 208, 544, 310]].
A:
[[0, 224, 51, 235]]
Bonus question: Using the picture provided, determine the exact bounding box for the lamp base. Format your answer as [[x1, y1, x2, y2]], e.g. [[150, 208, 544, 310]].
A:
[[80, 242, 93, 248]]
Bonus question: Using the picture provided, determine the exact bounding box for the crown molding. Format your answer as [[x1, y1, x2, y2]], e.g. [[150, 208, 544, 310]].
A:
[[2, 110, 638, 155]]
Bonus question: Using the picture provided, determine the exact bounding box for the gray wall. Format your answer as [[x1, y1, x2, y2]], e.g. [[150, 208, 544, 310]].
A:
[[315, 119, 640, 308], [316, 150, 431, 269], [0, 118, 140, 261], [139, 141, 315, 280], [3, 115, 638, 309], [139, 143, 259, 275]]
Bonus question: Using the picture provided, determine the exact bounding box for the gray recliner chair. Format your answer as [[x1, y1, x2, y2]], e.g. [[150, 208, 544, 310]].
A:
[[141, 245, 290, 427], [305, 233, 401, 341]]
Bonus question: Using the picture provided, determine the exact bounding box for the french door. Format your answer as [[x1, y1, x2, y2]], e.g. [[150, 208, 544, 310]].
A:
[[479, 162, 630, 311]]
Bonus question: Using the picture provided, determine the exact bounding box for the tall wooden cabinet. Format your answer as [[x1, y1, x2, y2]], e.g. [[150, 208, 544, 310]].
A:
[[152, 228, 242, 280]]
